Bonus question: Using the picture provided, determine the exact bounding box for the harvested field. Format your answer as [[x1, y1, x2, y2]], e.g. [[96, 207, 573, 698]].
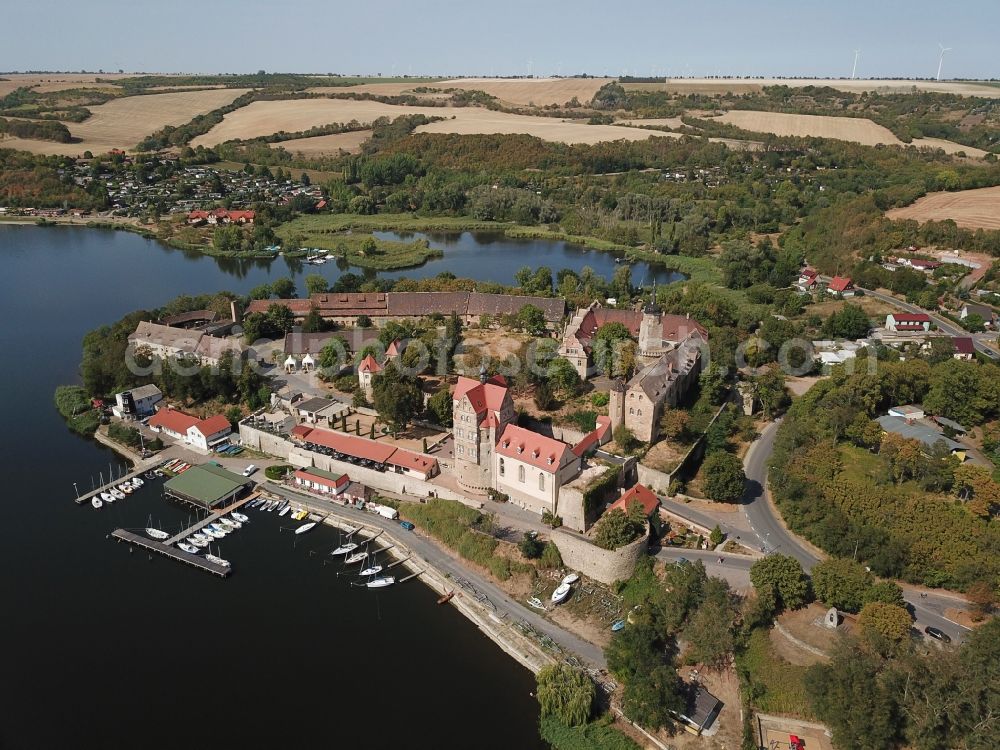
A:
[[0, 72, 134, 97], [885, 186, 1000, 230], [1, 88, 251, 156], [278, 129, 373, 155], [438, 77, 615, 106], [192, 98, 659, 147], [715, 110, 900, 145], [624, 77, 1000, 98], [615, 117, 685, 129], [305, 82, 452, 100]]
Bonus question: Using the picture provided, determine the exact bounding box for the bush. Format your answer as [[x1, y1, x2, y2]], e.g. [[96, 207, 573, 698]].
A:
[[539, 716, 641, 750], [333, 375, 357, 393], [701, 451, 746, 503], [536, 664, 595, 726], [567, 409, 598, 432], [54, 385, 99, 436], [593, 508, 645, 550], [591, 392, 610, 407], [108, 422, 142, 448], [542, 509, 563, 528], [519, 533, 544, 559], [265, 465, 292, 480], [539, 542, 563, 569], [147, 437, 164, 451]]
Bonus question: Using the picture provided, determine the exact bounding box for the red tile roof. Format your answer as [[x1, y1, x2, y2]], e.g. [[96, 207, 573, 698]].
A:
[[893, 313, 931, 323], [358, 354, 382, 373], [608, 484, 660, 517], [192, 414, 231, 437], [305, 428, 397, 463], [387, 449, 439, 476], [496, 424, 570, 474], [572, 415, 612, 457], [385, 339, 402, 358], [453, 376, 509, 417], [294, 468, 348, 489], [952, 337, 976, 354], [245, 298, 315, 317], [291, 425, 314, 439], [828, 276, 853, 292], [149, 408, 199, 434]]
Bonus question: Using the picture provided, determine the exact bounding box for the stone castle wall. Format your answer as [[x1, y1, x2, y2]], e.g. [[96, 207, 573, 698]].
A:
[[552, 526, 648, 585]]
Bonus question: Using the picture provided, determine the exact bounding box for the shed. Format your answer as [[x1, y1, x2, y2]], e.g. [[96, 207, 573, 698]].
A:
[[164, 464, 251, 509]]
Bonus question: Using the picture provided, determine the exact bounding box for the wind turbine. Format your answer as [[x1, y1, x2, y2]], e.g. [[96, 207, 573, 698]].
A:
[[936, 43, 951, 81], [851, 50, 861, 80]]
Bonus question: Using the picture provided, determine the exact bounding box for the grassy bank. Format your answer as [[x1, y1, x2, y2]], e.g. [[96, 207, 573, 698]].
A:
[[54, 385, 100, 436], [736, 628, 815, 719], [539, 717, 642, 750], [282, 212, 507, 233], [276, 217, 445, 269]]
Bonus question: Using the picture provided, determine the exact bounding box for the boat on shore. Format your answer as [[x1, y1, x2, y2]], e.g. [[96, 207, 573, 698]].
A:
[[562, 573, 580, 585], [611, 619, 626, 632], [437, 591, 455, 605], [526, 596, 545, 610], [550, 583, 571, 604]]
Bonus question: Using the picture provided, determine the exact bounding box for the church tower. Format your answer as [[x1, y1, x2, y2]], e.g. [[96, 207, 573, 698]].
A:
[[638, 279, 664, 359]]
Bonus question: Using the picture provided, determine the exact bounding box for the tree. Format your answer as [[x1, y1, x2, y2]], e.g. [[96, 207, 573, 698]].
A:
[[519, 533, 543, 559], [248, 283, 271, 300], [750, 554, 810, 610], [305, 274, 328, 295], [699, 364, 729, 405], [534, 380, 556, 411], [858, 602, 913, 646], [659, 409, 690, 441], [371, 361, 423, 437], [823, 304, 873, 339], [965, 580, 996, 622], [426, 387, 453, 427], [683, 583, 736, 667], [266, 303, 295, 336], [592, 508, 645, 550], [548, 357, 581, 394], [709, 524, 724, 546], [535, 664, 594, 727], [613, 424, 638, 453], [592, 322, 633, 377], [270, 277, 296, 299], [701, 452, 746, 503], [356, 314, 373, 328], [515, 304, 547, 336], [811, 558, 874, 613], [879, 432, 924, 484], [953, 464, 1000, 518], [752, 368, 789, 419]]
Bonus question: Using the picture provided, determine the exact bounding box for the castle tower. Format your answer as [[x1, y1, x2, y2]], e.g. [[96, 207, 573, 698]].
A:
[[638, 280, 663, 359], [608, 378, 626, 432]]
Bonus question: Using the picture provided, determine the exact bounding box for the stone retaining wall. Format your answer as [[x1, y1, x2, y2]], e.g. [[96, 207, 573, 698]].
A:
[[552, 527, 647, 585]]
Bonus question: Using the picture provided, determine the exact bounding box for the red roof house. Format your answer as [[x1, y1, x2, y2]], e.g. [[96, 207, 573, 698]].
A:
[[827, 276, 854, 294], [608, 484, 660, 518], [358, 354, 383, 374], [496, 424, 571, 474], [149, 408, 199, 436]]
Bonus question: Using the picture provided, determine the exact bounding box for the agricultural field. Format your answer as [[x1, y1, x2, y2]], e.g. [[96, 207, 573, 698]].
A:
[[885, 185, 1000, 230], [438, 77, 614, 106], [0, 87, 250, 156], [277, 129, 373, 156], [191, 97, 658, 147], [0, 72, 133, 97], [623, 77, 1000, 98], [711, 109, 986, 155]]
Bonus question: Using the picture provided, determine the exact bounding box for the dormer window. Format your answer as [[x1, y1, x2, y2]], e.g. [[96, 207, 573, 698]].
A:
[[532, 449, 539, 458], [516, 446, 523, 454]]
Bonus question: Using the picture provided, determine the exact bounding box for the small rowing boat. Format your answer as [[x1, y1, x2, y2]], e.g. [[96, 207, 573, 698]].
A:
[[437, 591, 455, 605]]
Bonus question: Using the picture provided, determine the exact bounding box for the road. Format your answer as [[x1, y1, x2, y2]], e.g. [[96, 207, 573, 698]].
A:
[[860, 286, 999, 359], [737, 418, 973, 643], [263, 482, 608, 669]]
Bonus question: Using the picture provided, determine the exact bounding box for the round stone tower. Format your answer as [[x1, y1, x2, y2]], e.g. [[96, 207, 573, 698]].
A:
[[609, 378, 626, 432]]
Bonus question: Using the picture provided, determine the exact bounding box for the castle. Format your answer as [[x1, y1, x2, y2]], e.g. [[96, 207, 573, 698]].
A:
[[560, 290, 708, 444]]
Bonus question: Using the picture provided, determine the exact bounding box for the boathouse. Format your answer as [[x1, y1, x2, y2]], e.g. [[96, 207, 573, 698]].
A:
[[164, 463, 252, 509]]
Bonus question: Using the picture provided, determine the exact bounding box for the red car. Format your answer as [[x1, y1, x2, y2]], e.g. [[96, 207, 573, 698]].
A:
[[790, 736, 804, 750]]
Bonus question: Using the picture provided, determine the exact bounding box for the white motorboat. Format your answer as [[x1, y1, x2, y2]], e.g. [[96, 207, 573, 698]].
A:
[[204, 554, 231, 568], [294, 522, 317, 535], [562, 573, 580, 586], [331, 542, 358, 556], [91, 497, 103, 509], [266, 500, 278, 512], [132, 477, 144, 487], [177, 543, 199, 554], [100, 491, 115, 504], [278, 505, 291, 517], [189, 537, 210, 548], [359, 564, 383, 576], [527, 597, 546, 610], [117, 484, 132, 495], [231, 512, 249, 523], [146, 528, 170, 540], [110, 489, 126, 500], [345, 551, 367, 565], [366, 577, 395, 588], [550, 583, 572, 604]]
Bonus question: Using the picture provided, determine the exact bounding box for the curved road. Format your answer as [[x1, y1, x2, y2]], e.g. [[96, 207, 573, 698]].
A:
[[740, 420, 972, 642]]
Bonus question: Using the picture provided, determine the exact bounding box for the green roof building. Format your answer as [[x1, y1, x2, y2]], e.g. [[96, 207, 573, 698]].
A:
[[164, 463, 252, 509]]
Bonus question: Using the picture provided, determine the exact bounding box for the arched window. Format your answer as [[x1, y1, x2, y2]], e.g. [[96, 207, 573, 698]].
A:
[[629, 408, 634, 415], [518, 465, 525, 482], [539, 473, 545, 491], [498, 458, 505, 476], [637, 409, 642, 417]]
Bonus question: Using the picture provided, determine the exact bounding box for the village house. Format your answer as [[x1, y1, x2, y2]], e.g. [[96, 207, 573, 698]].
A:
[[876, 415, 966, 461], [148, 408, 232, 450], [885, 313, 932, 333], [796, 267, 819, 293], [826, 276, 855, 297], [112, 384, 163, 419], [186, 208, 256, 225], [960, 302, 996, 329], [128, 321, 245, 367], [293, 467, 350, 496], [607, 483, 661, 520], [952, 337, 976, 360], [357, 354, 382, 402]]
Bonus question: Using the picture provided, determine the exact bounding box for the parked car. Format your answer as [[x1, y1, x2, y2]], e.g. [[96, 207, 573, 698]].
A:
[[399, 521, 415, 531], [242, 464, 257, 477], [924, 626, 951, 643]]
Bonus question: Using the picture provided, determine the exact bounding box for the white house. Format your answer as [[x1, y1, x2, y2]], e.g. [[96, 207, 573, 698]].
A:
[[186, 414, 233, 451], [960, 303, 996, 329], [886, 313, 931, 333], [112, 384, 162, 419], [493, 424, 582, 518]]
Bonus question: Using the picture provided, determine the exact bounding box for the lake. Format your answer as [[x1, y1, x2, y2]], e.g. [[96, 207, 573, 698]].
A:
[[0, 224, 557, 750]]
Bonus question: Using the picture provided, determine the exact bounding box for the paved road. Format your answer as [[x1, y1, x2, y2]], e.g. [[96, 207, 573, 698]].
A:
[[262, 482, 608, 669], [860, 286, 999, 359], [739, 418, 973, 642]]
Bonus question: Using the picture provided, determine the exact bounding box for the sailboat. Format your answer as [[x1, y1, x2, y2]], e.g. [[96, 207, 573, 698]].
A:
[[204, 554, 231, 568], [331, 540, 358, 556], [101, 491, 115, 504], [294, 520, 317, 535], [231, 512, 249, 523], [177, 543, 199, 554], [359, 551, 382, 577], [344, 548, 368, 565], [91, 497, 103, 509], [366, 576, 395, 588], [145, 528, 170, 541]]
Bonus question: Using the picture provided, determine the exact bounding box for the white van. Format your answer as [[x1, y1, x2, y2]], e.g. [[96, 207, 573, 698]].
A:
[[242, 464, 257, 477]]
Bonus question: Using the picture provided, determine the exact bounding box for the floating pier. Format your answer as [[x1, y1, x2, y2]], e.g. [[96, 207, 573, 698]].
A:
[[110, 529, 231, 577], [386, 555, 410, 569], [162, 494, 256, 546], [76, 466, 153, 505], [399, 570, 423, 583]]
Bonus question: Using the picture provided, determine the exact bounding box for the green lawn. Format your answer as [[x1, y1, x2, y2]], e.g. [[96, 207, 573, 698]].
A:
[[275, 217, 445, 270], [837, 444, 884, 483]]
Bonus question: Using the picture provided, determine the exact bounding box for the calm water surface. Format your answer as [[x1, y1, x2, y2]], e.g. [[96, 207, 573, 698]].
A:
[[0, 225, 556, 750]]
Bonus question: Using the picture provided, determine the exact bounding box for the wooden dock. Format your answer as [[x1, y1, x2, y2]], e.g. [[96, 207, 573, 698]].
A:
[[76, 466, 156, 506], [399, 570, 423, 583], [110, 529, 231, 577], [386, 555, 410, 569], [163, 494, 255, 546]]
